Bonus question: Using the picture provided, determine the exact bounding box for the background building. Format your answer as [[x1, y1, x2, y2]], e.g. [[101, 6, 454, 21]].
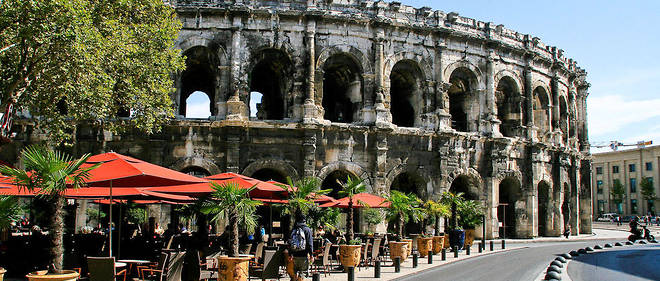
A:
[[1, 0, 592, 238], [592, 145, 660, 217]]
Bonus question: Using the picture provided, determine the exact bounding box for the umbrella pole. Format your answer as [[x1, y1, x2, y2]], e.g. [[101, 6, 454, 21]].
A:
[[109, 180, 113, 257], [269, 204, 273, 245], [118, 203, 122, 258]]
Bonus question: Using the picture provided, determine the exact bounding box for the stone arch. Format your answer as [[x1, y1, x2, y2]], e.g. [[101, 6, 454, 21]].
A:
[[446, 65, 481, 132], [178, 35, 213, 54], [537, 180, 552, 236], [442, 60, 483, 86], [447, 169, 482, 200], [317, 50, 365, 123], [180, 166, 212, 178], [170, 157, 221, 175], [493, 70, 523, 92], [495, 75, 523, 137], [533, 85, 551, 136], [385, 165, 431, 199], [242, 159, 299, 182], [179, 46, 219, 117], [315, 44, 372, 75], [385, 59, 426, 127], [317, 161, 373, 194], [245, 47, 295, 120], [497, 176, 523, 238], [383, 52, 433, 81]]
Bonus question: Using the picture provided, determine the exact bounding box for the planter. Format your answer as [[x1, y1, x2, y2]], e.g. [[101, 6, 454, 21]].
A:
[[217, 256, 250, 281], [26, 270, 79, 281], [339, 245, 362, 269], [401, 239, 413, 257], [448, 229, 465, 250], [464, 229, 475, 248], [417, 237, 433, 257], [0, 268, 5, 281], [443, 234, 450, 249], [388, 242, 409, 261], [432, 236, 445, 254]]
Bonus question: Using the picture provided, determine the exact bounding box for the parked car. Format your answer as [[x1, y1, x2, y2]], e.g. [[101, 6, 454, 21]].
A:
[[597, 213, 618, 222]]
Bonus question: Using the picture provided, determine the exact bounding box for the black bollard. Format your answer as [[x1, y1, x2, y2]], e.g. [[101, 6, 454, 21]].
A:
[[428, 251, 433, 264], [466, 245, 470, 255], [501, 239, 506, 249], [490, 241, 494, 251], [394, 257, 401, 273], [313, 273, 320, 281], [374, 261, 381, 278], [441, 248, 446, 261], [453, 246, 459, 258], [478, 242, 483, 253], [413, 253, 418, 268], [347, 267, 355, 281]]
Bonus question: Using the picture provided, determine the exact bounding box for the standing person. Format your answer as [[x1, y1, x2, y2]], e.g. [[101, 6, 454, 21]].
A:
[[563, 225, 571, 239], [288, 211, 314, 281]]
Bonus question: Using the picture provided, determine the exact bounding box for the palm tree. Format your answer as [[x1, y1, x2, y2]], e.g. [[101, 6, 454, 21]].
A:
[[0, 145, 96, 271], [337, 176, 365, 242], [277, 177, 330, 234], [385, 190, 422, 237], [440, 191, 465, 230], [200, 182, 261, 257], [0, 196, 22, 231], [423, 199, 450, 235]]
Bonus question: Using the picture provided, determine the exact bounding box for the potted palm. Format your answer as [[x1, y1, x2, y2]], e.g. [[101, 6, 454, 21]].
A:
[[441, 191, 466, 250], [337, 176, 365, 269], [0, 195, 23, 281], [459, 199, 485, 248], [201, 182, 261, 281], [0, 145, 96, 281], [362, 208, 382, 236], [385, 191, 421, 259], [423, 199, 450, 254]]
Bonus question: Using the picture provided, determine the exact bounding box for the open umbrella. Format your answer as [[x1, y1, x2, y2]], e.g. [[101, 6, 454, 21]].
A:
[[319, 192, 390, 208]]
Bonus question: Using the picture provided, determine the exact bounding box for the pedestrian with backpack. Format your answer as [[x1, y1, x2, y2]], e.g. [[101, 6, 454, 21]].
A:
[[288, 210, 314, 281]]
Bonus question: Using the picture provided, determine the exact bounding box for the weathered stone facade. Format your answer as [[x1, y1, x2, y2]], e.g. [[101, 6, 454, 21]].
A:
[[2, 0, 592, 238]]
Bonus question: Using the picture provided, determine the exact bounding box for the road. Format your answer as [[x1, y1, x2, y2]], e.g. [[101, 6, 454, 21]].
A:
[[568, 244, 660, 281], [396, 240, 619, 281]]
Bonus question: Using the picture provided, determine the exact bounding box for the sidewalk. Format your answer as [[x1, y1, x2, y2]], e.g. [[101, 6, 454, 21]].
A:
[[501, 228, 629, 244]]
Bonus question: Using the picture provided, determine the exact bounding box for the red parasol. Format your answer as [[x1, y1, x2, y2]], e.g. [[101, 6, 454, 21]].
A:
[[319, 192, 390, 208]]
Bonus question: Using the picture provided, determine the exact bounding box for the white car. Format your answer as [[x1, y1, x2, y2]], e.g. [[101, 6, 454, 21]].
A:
[[597, 213, 618, 222]]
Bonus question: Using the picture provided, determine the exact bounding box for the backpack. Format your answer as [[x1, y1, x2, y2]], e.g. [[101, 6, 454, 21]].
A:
[[290, 226, 307, 252]]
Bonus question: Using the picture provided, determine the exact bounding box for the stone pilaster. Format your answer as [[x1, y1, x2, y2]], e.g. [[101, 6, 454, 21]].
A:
[[302, 130, 317, 178], [551, 76, 563, 145], [226, 134, 241, 173], [226, 16, 248, 121], [524, 67, 537, 141], [481, 54, 501, 136], [303, 19, 321, 123]]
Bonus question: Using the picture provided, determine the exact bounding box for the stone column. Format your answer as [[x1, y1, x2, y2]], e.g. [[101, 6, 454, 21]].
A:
[[302, 130, 317, 178], [434, 42, 451, 130], [551, 76, 562, 145], [303, 19, 321, 123], [482, 53, 501, 136], [524, 67, 536, 141], [226, 134, 241, 173], [373, 28, 389, 127], [577, 83, 590, 152], [226, 16, 248, 121]]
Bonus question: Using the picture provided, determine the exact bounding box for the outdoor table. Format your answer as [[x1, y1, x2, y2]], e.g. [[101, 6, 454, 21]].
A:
[[117, 259, 151, 277], [115, 262, 127, 268]]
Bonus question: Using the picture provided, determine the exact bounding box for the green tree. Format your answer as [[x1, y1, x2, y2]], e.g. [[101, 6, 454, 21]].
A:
[[0, 0, 184, 143], [277, 177, 330, 235], [337, 176, 365, 242], [440, 191, 465, 230], [362, 208, 382, 232], [85, 207, 106, 225], [641, 177, 655, 212], [0, 195, 22, 229], [385, 190, 422, 237], [200, 182, 261, 257], [0, 145, 96, 271], [308, 205, 341, 232], [126, 205, 146, 225], [423, 199, 450, 235], [458, 199, 485, 229], [611, 179, 625, 214]]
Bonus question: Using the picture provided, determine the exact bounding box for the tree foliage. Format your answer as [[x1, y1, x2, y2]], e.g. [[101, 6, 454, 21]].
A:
[[385, 190, 423, 237], [641, 177, 655, 201], [337, 175, 365, 242], [0, 0, 184, 143], [0, 195, 23, 229], [611, 179, 625, 204]]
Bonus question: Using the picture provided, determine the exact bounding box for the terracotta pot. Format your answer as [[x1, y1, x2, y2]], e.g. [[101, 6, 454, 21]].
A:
[[339, 245, 362, 269], [464, 229, 475, 248], [443, 235, 450, 249], [432, 236, 445, 254], [388, 241, 409, 261], [0, 267, 6, 281], [217, 256, 250, 281], [26, 270, 79, 281], [401, 239, 413, 257], [417, 237, 434, 257]]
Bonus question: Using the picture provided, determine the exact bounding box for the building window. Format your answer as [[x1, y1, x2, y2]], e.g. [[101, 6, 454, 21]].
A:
[[597, 180, 603, 194], [646, 162, 653, 171], [598, 200, 605, 213], [630, 178, 637, 193], [596, 167, 603, 175], [612, 165, 619, 173], [629, 164, 636, 172], [631, 199, 638, 214], [647, 177, 654, 186]]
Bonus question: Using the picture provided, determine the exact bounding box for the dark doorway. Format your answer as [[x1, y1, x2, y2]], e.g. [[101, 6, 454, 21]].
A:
[[496, 77, 521, 137], [389, 61, 421, 127], [249, 49, 292, 120], [538, 181, 550, 236], [322, 54, 362, 123], [448, 68, 476, 132], [321, 170, 354, 199], [498, 177, 521, 238]]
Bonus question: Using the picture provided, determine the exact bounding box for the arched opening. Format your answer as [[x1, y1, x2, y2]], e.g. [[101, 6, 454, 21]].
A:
[[389, 60, 422, 127], [251, 168, 287, 184], [180, 46, 216, 117], [322, 54, 362, 123], [537, 181, 551, 236], [321, 170, 361, 233], [390, 172, 427, 234], [562, 183, 571, 231], [185, 91, 212, 119], [448, 68, 477, 132], [498, 177, 521, 238], [533, 87, 550, 134], [249, 49, 292, 120], [496, 77, 521, 137], [181, 166, 211, 178], [449, 175, 478, 200], [559, 97, 569, 144]]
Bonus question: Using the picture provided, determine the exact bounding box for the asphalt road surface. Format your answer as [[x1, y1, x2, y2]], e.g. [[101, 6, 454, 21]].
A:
[[396, 240, 619, 281], [568, 244, 660, 281]]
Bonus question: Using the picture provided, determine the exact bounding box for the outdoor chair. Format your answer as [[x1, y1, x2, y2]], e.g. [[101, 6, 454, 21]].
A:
[[252, 242, 265, 266], [165, 252, 186, 281], [369, 238, 382, 266], [139, 253, 169, 281], [358, 239, 370, 270], [248, 249, 279, 280], [313, 241, 332, 276], [87, 257, 127, 281], [194, 251, 217, 281]]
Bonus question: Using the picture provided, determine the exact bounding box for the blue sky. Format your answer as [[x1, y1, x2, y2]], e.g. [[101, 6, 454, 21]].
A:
[[187, 1, 660, 153]]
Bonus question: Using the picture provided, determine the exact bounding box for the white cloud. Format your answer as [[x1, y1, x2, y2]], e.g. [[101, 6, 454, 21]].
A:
[[588, 95, 660, 137]]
